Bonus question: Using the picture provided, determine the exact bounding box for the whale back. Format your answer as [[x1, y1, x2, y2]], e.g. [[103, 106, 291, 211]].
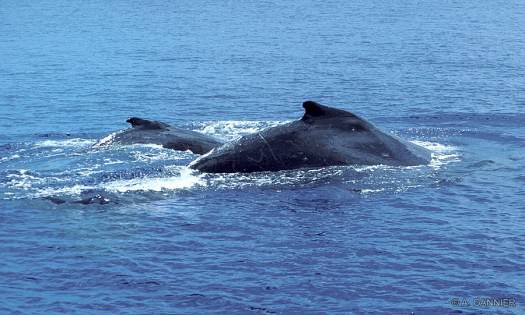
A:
[[299, 101, 430, 166], [190, 101, 432, 173]]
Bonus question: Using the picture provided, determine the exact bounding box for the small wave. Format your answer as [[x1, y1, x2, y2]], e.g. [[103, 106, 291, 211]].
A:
[[4, 170, 47, 190], [360, 188, 386, 194], [29, 167, 202, 199], [35, 184, 96, 197], [102, 168, 203, 193], [102, 158, 125, 166], [0, 154, 20, 162]]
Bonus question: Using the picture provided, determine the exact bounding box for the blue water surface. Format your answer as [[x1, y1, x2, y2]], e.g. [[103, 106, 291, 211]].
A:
[[1, 1, 524, 314]]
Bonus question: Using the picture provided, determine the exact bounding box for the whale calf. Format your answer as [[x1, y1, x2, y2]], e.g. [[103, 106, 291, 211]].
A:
[[95, 117, 224, 155], [190, 101, 431, 173]]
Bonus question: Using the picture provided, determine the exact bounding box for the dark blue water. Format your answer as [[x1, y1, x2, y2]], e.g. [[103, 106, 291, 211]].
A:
[[1, 1, 524, 314]]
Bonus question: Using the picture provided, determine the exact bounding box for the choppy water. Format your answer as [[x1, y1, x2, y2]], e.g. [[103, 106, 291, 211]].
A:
[[1, 1, 524, 314]]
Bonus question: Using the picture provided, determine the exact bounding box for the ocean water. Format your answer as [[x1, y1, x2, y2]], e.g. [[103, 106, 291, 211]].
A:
[[1, 0, 524, 314]]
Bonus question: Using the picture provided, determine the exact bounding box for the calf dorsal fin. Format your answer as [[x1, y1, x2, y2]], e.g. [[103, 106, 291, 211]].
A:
[[126, 117, 169, 130]]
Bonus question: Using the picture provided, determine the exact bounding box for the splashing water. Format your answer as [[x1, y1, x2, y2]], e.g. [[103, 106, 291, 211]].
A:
[[1, 121, 459, 204]]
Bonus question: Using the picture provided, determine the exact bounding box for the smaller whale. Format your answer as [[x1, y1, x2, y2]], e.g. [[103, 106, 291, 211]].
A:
[[44, 193, 112, 205], [190, 101, 431, 173], [74, 194, 112, 205], [95, 117, 224, 155]]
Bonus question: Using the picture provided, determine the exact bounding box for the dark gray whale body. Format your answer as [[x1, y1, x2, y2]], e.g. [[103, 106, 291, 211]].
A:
[[190, 101, 431, 173], [95, 117, 224, 155]]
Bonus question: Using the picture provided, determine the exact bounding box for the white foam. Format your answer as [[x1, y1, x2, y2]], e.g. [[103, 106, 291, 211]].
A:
[[35, 184, 96, 197], [30, 168, 202, 198], [129, 143, 165, 149], [131, 149, 190, 162], [102, 167, 203, 193], [412, 140, 460, 169], [75, 167, 104, 177], [1, 154, 20, 162], [4, 170, 43, 190], [360, 188, 386, 194], [93, 135, 167, 150], [412, 140, 455, 153], [93, 132, 117, 147], [197, 120, 287, 141], [35, 138, 95, 148], [351, 165, 391, 172], [103, 159, 124, 165]]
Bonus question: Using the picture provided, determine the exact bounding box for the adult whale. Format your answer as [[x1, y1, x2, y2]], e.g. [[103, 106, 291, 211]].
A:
[[94, 117, 224, 155], [190, 101, 431, 173]]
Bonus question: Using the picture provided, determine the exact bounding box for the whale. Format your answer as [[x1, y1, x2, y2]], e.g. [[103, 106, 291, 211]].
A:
[[44, 194, 111, 205], [189, 101, 431, 173], [94, 117, 224, 155]]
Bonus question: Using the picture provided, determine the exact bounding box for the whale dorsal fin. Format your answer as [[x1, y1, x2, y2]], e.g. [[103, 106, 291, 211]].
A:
[[126, 117, 169, 130], [301, 101, 357, 121]]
